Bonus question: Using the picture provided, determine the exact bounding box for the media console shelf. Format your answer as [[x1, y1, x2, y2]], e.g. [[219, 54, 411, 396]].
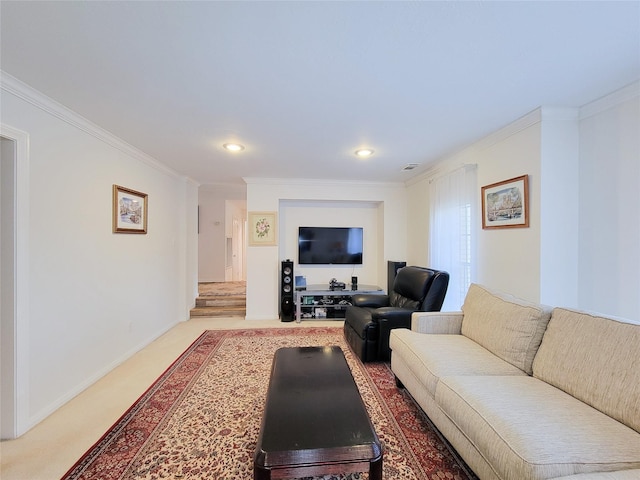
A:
[[295, 284, 384, 322]]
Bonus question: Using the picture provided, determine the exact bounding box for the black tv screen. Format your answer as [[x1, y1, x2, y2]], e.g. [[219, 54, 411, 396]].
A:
[[298, 227, 363, 265]]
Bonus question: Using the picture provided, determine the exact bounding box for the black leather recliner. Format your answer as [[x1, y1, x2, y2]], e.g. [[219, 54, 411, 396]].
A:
[[343, 266, 449, 362]]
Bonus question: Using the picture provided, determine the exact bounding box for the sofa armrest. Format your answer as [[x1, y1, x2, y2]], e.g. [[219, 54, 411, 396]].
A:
[[372, 308, 414, 360], [351, 294, 390, 308], [411, 311, 464, 334]]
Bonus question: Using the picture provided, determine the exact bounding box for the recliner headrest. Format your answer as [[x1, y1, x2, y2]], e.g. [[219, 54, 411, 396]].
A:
[[393, 266, 435, 301]]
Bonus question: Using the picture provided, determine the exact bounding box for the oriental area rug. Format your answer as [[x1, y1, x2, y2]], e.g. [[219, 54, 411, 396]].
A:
[[62, 327, 477, 480]]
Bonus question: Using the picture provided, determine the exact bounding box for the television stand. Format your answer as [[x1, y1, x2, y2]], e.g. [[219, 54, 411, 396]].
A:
[[295, 284, 383, 322]]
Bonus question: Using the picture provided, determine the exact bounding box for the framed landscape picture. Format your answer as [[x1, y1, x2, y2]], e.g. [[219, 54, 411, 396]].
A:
[[481, 175, 529, 229], [248, 211, 277, 246], [113, 185, 148, 234]]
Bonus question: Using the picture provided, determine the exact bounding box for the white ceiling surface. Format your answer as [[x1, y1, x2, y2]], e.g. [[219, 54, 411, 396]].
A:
[[1, 1, 639, 185]]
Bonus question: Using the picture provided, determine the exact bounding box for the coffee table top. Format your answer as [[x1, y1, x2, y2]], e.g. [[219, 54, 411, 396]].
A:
[[256, 346, 381, 467]]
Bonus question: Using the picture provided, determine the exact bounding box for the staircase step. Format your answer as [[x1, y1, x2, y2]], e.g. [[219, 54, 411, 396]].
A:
[[196, 295, 246, 307], [191, 282, 246, 318], [190, 305, 246, 317]]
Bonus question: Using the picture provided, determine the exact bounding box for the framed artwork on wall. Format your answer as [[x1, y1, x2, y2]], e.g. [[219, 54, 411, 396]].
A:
[[113, 184, 148, 234], [481, 175, 529, 229], [248, 211, 277, 246]]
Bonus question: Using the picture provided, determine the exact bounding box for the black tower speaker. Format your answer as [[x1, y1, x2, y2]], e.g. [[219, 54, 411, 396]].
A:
[[280, 260, 295, 322], [387, 260, 406, 293]]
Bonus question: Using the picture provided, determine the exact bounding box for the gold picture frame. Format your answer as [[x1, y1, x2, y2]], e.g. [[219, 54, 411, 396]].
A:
[[113, 185, 148, 234], [248, 211, 277, 246], [481, 175, 529, 229]]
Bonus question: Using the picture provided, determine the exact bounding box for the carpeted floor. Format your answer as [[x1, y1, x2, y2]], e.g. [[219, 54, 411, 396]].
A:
[[62, 327, 477, 480]]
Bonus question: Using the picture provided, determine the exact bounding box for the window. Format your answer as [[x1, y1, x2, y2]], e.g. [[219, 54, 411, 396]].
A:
[[429, 165, 477, 311], [459, 203, 472, 303]]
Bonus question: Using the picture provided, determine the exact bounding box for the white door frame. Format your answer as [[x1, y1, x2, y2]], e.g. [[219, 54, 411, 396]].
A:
[[1, 124, 30, 438], [232, 217, 245, 281]]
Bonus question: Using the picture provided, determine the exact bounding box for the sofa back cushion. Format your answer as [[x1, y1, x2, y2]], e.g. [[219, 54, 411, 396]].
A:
[[389, 266, 433, 309], [533, 308, 640, 433], [461, 284, 552, 375], [390, 266, 449, 311]]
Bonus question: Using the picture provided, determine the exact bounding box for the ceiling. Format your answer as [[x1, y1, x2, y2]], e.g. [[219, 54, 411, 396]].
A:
[[1, 1, 639, 185]]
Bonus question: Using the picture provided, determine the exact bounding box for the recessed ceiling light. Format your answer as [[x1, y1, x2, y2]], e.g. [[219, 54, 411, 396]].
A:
[[223, 143, 245, 152], [355, 148, 374, 157]]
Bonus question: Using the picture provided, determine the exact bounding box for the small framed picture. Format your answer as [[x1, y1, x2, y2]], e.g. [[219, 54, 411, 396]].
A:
[[481, 175, 529, 229], [248, 211, 277, 246], [113, 185, 148, 234]]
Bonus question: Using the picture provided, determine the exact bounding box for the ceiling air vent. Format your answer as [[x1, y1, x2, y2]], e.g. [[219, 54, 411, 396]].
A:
[[402, 163, 419, 171]]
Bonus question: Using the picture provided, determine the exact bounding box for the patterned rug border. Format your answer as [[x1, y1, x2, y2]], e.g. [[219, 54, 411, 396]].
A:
[[62, 327, 477, 480]]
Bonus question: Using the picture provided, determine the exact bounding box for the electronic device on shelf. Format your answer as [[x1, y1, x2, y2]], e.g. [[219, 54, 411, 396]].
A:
[[295, 275, 307, 291], [329, 278, 346, 290]]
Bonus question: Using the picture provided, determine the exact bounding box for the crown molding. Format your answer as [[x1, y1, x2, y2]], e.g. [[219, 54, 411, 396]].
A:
[[474, 108, 542, 152], [406, 108, 543, 187], [408, 80, 638, 189], [199, 183, 247, 193], [1, 70, 187, 181], [540, 106, 579, 121], [184, 177, 201, 188], [580, 80, 640, 120]]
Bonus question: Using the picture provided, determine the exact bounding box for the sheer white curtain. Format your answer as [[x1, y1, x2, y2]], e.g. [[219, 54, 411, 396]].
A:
[[429, 165, 477, 311]]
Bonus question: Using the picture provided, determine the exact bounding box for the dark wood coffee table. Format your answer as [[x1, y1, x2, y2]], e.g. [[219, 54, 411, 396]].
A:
[[254, 346, 383, 480]]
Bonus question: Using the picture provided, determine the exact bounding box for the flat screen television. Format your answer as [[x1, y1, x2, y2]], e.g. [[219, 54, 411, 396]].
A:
[[298, 227, 363, 265]]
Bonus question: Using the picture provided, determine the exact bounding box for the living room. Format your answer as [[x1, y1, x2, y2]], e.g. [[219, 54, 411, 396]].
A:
[[1, 1, 639, 478]]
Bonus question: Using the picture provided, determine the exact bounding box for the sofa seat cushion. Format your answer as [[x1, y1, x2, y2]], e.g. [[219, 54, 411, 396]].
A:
[[461, 284, 553, 375], [551, 470, 640, 480], [389, 329, 526, 398], [436, 375, 640, 480]]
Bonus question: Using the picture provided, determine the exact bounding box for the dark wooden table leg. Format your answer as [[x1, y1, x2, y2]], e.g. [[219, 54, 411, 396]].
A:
[[253, 464, 270, 480], [369, 455, 383, 480]]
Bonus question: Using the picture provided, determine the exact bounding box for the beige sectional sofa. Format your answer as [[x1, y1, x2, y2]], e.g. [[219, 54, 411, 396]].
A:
[[389, 283, 640, 480]]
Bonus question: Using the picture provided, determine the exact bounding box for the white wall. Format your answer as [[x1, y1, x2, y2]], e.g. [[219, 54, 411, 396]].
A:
[[279, 200, 380, 286], [539, 108, 580, 308], [245, 179, 407, 320], [198, 184, 246, 282], [578, 83, 640, 320], [476, 115, 545, 301], [407, 111, 544, 303], [407, 82, 639, 319], [405, 181, 430, 266], [0, 74, 199, 434]]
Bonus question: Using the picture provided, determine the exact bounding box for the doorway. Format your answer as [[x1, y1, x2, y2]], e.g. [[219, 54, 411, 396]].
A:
[[1, 135, 17, 439], [1, 125, 29, 439], [197, 186, 246, 283], [225, 199, 246, 282]]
